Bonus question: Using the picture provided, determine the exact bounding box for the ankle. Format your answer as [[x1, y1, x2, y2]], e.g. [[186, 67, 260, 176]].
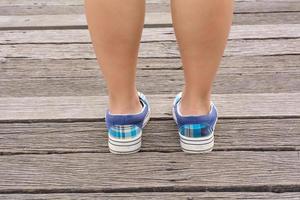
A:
[[108, 93, 142, 114], [180, 93, 211, 116]]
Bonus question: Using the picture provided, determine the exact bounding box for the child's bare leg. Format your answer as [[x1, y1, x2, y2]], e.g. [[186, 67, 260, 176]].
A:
[[84, 0, 145, 114], [171, 0, 233, 115]]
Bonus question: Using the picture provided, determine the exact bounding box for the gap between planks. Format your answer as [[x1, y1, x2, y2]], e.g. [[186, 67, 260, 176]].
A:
[[1, 39, 300, 59], [0, 0, 299, 14], [1, 24, 300, 44], [1, 12, 300, 31], [0, 0, 299, 31], [0, 192, 300, 200]]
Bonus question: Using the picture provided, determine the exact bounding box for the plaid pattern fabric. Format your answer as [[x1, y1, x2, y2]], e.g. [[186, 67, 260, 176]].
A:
[[108, 125, 141, 139], [179, 123, 213, 138], [173, 92, 218, 138], [105, 91, 150, 140]]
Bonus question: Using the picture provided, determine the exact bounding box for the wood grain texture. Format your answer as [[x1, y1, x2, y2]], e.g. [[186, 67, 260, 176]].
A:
[[0, 0, 299, 198], [0, 119, 299, 154], [0, 0, 299, 15], [0, 151, 299, 190], [1, 12, 299, 30], [1, 55, 299, 97], [1, 24, 300, 44], [0, 93, 299, 121], [1, 55, 299, 72], [0, 193, 299, 200], [1, 39, 299, 59], [0, 68, 298, 97]]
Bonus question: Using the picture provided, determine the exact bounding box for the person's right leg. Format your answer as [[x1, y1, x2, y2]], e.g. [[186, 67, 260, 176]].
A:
[[171, 0, 233, 115], [84, 0, 145, 114], [171, 0, 233, 153]]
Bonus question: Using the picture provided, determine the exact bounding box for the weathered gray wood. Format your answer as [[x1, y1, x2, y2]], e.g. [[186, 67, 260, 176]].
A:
[[0, 119, 299, 154], [1, 55, 299, 73], [0, 2, 84, 15], [0, 0, 83, 5], [233, 12, 300, 25], [0, 193, 299, 200], [1, 39, 299, 59], [1, 24, 300, 44], [0, 151, 299, 190], [0, 72, 298, 97], [0, 93, 299, 121], [1, 56, 299, 97], [0, 0, 299, 15], [233, 0, 300, 13], [0, 0, 298, 197], [1, 12, 299, 30]]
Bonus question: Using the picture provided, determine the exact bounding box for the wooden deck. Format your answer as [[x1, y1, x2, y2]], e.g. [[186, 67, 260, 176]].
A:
[[0, 0, 299, 199]]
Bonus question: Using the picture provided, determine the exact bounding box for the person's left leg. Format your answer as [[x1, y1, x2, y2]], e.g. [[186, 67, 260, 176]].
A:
[[84, 0, 145, 115], [171, 0, 233, 115]]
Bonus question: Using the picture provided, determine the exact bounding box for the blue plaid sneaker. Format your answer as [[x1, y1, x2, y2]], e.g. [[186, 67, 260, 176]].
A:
[[105, 91, 150, 154], [172, 92, 218, 153]]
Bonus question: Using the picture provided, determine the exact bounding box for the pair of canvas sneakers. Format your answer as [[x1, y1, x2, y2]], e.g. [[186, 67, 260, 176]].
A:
[[105, 91, 218, 154]]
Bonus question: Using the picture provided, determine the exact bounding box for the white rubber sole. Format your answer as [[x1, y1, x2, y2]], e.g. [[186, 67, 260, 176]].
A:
[[179, 132, 214, 153], [108, 110, 150, 154], [172, 102, 215, 154]]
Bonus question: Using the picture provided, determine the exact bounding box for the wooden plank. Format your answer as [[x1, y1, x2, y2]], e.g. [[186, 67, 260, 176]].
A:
[[0, 0, 299, 15], [0, 193, 299, 200], [0, 71, 299, 96], [0, 93, 299, 121], [0, 118, 299, 154], [1, 56, 299, 97], [1, 39, 299, 59], [1, 55, 299, 74], [0, 151, 299, 190], [1, 24, 300, 44], [0, 5, 83, 16], [149, 0, 300, 15], [0, 0, 83, 6], [233, 12, 300, 25], [143, 12, 300, 26], [1, 12, 299, 30]]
